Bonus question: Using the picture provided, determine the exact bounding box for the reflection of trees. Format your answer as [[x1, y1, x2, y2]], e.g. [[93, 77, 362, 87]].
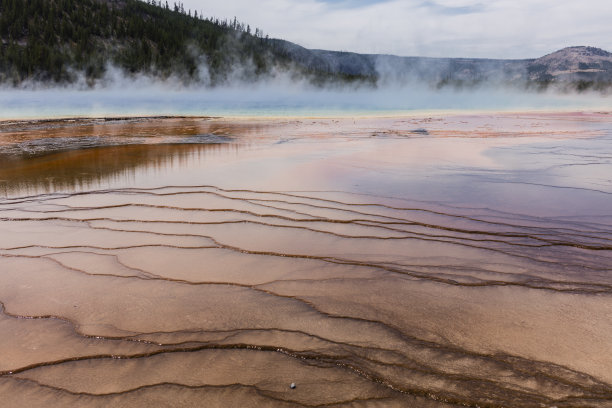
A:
[[0, 143, 238, 197], [0, 118, 274, 197]]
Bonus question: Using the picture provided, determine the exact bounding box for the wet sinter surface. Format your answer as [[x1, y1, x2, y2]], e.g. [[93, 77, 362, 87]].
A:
[[0, 113, 611, 407]]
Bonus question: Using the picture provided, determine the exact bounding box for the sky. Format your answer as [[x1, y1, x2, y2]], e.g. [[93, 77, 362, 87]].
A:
[[177, 0, 612, 59]]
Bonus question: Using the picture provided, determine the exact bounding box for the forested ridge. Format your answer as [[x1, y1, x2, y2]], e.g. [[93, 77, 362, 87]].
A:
[[0, 0, 371, 86], [1, 0, 611, 91]]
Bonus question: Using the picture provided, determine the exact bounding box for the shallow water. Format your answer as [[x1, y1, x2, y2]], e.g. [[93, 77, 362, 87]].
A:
[[0, 113, 611, 407], [2, 86, 611, 119]]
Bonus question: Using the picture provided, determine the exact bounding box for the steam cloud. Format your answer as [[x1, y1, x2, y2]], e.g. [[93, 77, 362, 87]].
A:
[[0, 57, 610, 120]]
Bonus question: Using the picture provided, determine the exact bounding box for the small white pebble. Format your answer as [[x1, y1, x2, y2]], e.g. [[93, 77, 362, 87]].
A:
[[290, 383, 296, 389]]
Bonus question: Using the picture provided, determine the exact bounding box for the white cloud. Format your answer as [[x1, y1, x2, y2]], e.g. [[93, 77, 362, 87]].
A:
[[177, 0, 612, 58]]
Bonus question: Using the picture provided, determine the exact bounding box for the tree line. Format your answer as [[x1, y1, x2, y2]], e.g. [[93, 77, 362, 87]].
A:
[[0, 0, 364, 86]]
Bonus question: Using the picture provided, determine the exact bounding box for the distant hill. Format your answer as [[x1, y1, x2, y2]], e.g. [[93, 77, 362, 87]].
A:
[[0, 0, 611, 91], [278, 43, 529, 86], [527, 46, 612, 87], [0, 0, 370, 86], [275, 43, 612, 90]]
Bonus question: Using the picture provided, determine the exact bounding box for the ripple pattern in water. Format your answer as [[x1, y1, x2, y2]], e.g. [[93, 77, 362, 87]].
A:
[[0, 114, 611, 407]]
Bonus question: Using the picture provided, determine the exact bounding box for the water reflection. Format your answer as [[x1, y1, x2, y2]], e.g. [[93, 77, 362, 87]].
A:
[[0, 114, 611, 407], [0, 143, 242, 197]]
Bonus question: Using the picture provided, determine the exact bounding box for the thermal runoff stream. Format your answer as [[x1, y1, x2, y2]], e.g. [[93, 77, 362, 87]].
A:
[[0, 113, 611, 407]]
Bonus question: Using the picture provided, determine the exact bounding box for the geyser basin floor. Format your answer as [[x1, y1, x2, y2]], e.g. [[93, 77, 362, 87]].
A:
[[0, 113, 611, 407]]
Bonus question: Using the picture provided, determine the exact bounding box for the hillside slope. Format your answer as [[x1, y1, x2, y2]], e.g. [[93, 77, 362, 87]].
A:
[[0, 0, 370, 86], [277, 43, 612, 89], [1, 0, 611, 91], [528, 46, 612, 84]]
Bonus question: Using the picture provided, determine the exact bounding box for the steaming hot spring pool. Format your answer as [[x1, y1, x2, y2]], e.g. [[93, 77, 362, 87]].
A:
[[0, 113, 611, 407]]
